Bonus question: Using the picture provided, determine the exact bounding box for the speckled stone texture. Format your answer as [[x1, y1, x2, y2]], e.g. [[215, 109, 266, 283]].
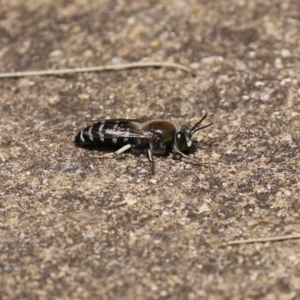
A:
[[0, 0, 299, 299]]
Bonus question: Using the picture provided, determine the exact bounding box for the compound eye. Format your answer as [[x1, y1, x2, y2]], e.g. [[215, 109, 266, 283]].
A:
[[176, 132, 188, 151]]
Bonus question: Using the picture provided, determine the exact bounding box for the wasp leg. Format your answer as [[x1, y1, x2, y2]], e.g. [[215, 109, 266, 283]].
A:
[[114, 144, 132, 155], [147, 143, 155, 175], [173, 149, 187, 158], [90, 144, 132, 160], [173, 149, 206, 167]]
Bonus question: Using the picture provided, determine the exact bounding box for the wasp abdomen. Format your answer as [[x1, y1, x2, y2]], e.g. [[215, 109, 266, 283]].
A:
[[75, 121, 139, 149], [74, 125, 96, 147]]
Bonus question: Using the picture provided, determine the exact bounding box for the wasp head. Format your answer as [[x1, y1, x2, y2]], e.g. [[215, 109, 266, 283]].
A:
[[174, 113, 212, 154]]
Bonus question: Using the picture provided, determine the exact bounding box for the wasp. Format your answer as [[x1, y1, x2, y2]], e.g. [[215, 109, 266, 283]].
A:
[[74, 113, 212, 174]]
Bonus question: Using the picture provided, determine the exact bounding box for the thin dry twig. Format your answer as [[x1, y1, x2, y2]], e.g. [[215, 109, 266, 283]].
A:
[[227, 234, 300, 245], [0, 61, 196, 78]]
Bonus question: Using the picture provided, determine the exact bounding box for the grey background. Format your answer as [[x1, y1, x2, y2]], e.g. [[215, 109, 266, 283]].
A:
[[0, 0, 299, 299]]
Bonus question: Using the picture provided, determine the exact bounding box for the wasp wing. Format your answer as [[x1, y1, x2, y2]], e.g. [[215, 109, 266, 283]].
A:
[[89, 118, 147, 125], [75, 119, 156, 147], [90, 119, 154, 139], [102, 127, 155, 140]]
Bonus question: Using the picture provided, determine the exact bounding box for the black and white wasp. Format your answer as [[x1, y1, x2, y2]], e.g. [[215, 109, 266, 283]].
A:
[[74, 114, 212, 174]]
